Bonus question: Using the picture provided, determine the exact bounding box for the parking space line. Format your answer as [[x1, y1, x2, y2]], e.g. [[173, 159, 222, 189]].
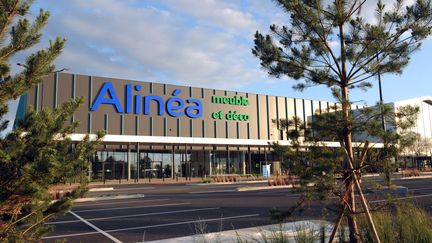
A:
[[73, 202, 191, 213], [189, 189, 236, 194], [43, 213, 260, 239], [48, 207, 220, 224], [69, 211, 122, 243], [74, 198, 168, 208], [105, 213, 261, 233]]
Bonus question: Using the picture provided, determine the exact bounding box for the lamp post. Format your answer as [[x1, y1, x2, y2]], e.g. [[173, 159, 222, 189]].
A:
[[377, 55, 392, 185], [378, 75, 386, 131], [377, 57, 386, 132]]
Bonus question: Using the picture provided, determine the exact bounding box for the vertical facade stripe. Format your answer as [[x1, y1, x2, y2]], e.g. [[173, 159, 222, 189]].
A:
[[293, 98, 298, 129], [88, 76, 93, 108], [71, 74, 76, 124], [150, 82, 153, 93], [40, 83, 44, 110], [202, 120, 205, 137], [276, 96, 280, 140], [135, 116, 139, 135], [120, 115, 124, 135], [34, 83, 39, 112], [150, 117, 153, 136], [39, 83, 45, 110], [225, 121, 229, 138], [163, 84, 166, 95], [266, 95, 270, 139], [53, 72, 58, 108], [247, 123, 250, 139], [302, 99, 306, 124], [164, 118, 167, 136], [87, 113, 92, 133], [214, 121, 217, 138], [237, 122, 240, 139], [285, 97, 289, 140], [256, 94, 260, 139], [104, 114, 108, 133], [190, 120, 193, 137], [177, 119, 180, 137], [310, 101, 314, 137]]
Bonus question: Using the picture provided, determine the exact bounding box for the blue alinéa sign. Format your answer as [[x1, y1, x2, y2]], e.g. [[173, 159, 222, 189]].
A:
[[90, 82, 203, 118]]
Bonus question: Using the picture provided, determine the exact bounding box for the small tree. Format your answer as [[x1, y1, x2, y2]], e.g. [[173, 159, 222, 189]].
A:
[[271, 103, 418, 218], [0, 1, 103, 241], [253, 0, 432, 242], [403, 132, 432, 168]]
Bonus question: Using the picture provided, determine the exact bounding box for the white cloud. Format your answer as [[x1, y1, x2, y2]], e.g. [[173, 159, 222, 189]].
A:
[[26, 0, 268, 90]]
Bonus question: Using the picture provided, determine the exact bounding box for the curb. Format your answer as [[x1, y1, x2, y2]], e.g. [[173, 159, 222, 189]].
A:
[[398, 175, 432, 180], [74, 193, 145, 202], [145, 220, 333, 243], [89, 187, 114, 192], [237, 185, 293, 191], [192, 180, 268, 186]]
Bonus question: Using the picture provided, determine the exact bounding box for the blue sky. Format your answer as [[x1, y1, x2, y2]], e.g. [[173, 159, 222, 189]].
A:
[[7, 0, 432, 122]]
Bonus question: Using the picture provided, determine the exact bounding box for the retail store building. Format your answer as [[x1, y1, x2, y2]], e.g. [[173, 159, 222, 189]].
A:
[[16, 73, 357, 180]]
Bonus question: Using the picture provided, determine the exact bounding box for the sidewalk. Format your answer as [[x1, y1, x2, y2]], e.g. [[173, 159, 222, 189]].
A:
[[364, 171, 432, 180], [145, 220, 334, 243], [49, 178, 203, 199], [89, 177, 203, 186]]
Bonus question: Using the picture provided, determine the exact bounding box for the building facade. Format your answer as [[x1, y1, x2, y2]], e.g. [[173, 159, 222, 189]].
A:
[[389, 97, 432, 167], [16, 73, 350, 181]]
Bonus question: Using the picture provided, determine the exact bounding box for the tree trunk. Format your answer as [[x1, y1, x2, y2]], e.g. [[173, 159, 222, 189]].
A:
[[340, 84, 381, 243], [340, 84, 361, 242], [328, 195, 348, 243], [346, 179, 361, 242]]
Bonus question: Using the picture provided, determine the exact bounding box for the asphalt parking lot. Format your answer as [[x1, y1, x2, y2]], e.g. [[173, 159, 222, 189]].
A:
[[42, 177, 432, 242]]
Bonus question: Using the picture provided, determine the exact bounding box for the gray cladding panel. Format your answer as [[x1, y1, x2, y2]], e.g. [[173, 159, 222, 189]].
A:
[[267, 96, 278, 140], [258, 95, 268, 139], [27, 73, 329, 140], [277, 97, 287, 140], [56, 73, 73, 106], [41, 76, 54, 109], [124, 115, 135, 135]]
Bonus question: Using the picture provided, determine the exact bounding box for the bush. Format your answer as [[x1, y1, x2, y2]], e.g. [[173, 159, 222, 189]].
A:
[[359, 203, 432, 243], [402, 169, 420, 177]]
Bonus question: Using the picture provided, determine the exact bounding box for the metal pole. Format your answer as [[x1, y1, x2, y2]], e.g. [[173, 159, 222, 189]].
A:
[[248, 146, 251, 174], [171, 145, 175, 179], [378, 68, 386, 131], [127, 144, 131, 181], [184, 144, 188, 180], [227, 147, 230, 174], [136, 142, 140, 183]]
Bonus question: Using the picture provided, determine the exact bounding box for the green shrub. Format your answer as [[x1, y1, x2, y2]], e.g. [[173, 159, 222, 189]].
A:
[[359, 203, 432, 243]]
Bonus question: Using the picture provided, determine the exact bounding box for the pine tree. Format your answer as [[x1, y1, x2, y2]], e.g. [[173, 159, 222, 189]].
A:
[[253, 0, 432, 242], [0, 1, 103, 241]]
